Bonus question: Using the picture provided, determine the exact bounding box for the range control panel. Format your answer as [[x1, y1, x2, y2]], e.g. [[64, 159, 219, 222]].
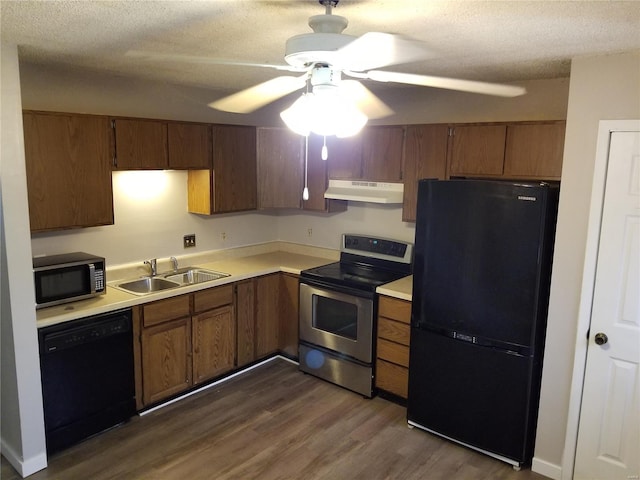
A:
[[342, 234, 413, 263]]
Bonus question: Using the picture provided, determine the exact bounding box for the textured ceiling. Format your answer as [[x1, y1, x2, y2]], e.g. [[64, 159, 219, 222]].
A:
[[2, 0, 640, 97]]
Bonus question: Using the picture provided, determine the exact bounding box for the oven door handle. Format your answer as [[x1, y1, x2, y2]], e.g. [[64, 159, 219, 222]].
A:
[[298, 278, 376, 300]]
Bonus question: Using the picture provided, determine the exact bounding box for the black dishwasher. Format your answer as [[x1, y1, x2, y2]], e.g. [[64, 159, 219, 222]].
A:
[[38, 308, 136, 454]]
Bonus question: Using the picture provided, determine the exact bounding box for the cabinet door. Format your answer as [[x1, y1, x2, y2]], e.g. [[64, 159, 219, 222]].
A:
[[449, 125, 506, 176], [361, 126, 405, 181], [279, 273, 299, 358], [402, 124, 449, 222], [257, 128, 303, 209], [376, 295, 411, 399], [23, 111, 114, 232], [503, 122, 565, 179], [141, 317, 192, 406], [168, 122, 211, 169], [113, 118, 168, 169], [236, 279, 256, 367], [192, 305, 235, 384], [304, 135, 347, 213], [255, 273, 280, 357], [326, 135, 364, 179], [212, 125, 257, 213]]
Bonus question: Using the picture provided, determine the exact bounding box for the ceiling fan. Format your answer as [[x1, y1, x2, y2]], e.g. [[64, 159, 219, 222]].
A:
[[127, 0, 526, 120]]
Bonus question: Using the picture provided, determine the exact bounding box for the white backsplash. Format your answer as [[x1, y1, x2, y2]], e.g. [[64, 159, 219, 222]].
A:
[[30, 170, 416, 269]]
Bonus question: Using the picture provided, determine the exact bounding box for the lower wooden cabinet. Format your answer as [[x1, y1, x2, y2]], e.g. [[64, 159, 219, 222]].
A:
[[192, 305, 235, 384], [135, 276, 299, 408], [237, 273, 300, 367], [256, 274, 281, 357], [141, 317, 192, 406], [279, 273, 299, 358], [236, 279, 257, 368], [375, 295, 411, 399], [137, 284, 234, 407]]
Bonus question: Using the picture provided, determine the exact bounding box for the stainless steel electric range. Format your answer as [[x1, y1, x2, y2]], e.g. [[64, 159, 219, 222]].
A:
[[299, 234, 413, 397]]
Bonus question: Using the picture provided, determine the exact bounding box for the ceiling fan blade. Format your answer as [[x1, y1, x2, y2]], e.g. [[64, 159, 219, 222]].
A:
[[334, 32, 431, 72], [208, 75, 307, 113], [340, 80, 394, 119], [366, 70, 527, 97], [125, 50, 304, 72]]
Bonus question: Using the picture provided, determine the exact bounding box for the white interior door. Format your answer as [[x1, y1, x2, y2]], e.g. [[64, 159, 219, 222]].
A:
[[574, 131, 640, 479]]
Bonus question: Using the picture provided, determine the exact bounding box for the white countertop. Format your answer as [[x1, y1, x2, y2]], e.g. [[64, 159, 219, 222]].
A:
[[36, 251, 334, 328], [37, 248, 415, 328], [376, 275, 413, 301]]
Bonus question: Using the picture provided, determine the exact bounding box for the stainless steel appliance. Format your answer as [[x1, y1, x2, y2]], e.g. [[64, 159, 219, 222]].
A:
[[38, 308, 136, 453], [408, 179, 559, 468], [33, 252, 106, 308], [299, 234, 412, 397]]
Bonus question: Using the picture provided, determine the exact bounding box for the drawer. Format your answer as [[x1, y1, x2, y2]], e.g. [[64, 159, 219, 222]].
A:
[[376, 359, 408, 399], [377, 337, 409, 367], [378, 317, 410, 346], [193, 284, 234, 313], [378, 296, 411, 324], [143, 295, 191, 327]]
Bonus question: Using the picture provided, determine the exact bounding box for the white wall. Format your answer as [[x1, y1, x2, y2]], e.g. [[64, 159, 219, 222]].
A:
[[31, 170, 279, 266], [533, 50, 640, 479], [0, 44, 47, 477]]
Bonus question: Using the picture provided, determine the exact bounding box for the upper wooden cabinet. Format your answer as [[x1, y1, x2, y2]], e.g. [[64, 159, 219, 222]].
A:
[[113, 119, 212, 170], [504, 122, 565, 179], [188, 125, 257, 214], [326, 126, 405, 182], [326, 135, 364, 179], [23, 111, 114, 232], [449, 124, 507, 177], [167, 122, 212, 169], [448, 121, 565, 180], [112, 118, 168, 169], [402, 124, 449, 222], [257, 127, 304, 209], [361, 126, 405, 181]]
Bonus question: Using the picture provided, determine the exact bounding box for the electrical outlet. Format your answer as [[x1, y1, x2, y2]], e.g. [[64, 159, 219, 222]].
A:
[[220, 232, 227, 241], [183, 234, 196, 248], [307, 228, 313, 237]]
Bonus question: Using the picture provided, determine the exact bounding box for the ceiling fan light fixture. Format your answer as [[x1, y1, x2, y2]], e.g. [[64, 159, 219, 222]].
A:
[[280, 85, 367, 138]]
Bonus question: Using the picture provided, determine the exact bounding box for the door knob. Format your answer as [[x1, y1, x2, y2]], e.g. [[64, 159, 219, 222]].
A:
[[594, 332, 608, 346]]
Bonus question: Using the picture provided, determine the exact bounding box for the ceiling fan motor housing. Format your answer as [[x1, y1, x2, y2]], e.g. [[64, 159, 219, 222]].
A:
[[284, 13, 355, 67]]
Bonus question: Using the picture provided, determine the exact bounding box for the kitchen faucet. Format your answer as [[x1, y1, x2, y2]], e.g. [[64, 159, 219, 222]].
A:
[[170, 256, 179, 272], [144, 259, 157, 276]]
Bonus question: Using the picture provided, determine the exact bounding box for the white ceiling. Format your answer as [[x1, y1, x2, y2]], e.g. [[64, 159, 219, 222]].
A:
[[2, 0, 639, 99]]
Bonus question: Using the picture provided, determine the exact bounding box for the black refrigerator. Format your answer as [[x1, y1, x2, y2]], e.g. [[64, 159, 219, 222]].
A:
[[407, 179, 559, 469]]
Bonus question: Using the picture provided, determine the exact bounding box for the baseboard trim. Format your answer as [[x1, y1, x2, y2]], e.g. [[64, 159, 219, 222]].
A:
[[532, 457, 562, 480], [1, 439, 47, 477]]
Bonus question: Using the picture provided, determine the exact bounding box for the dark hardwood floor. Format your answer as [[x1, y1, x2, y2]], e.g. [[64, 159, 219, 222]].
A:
[[2, 359, 547, 479]]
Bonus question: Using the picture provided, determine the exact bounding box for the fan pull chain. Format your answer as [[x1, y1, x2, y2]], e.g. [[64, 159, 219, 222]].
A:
[[302, 134, 309, 201]]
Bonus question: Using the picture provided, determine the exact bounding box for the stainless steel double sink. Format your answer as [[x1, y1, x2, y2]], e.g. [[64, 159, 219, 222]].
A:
[[112, 267, 230, 295]]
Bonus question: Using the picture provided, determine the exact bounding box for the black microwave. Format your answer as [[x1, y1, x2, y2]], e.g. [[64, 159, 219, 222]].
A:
[[33, 252, 106, 309]]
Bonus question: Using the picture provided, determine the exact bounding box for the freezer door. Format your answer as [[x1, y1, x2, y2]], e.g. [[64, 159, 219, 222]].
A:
[[412, 179, 557, 350], [407, 328, 541, 465]]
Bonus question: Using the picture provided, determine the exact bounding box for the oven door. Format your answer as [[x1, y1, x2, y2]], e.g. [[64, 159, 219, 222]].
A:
[[299, 281, 374, 363]]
